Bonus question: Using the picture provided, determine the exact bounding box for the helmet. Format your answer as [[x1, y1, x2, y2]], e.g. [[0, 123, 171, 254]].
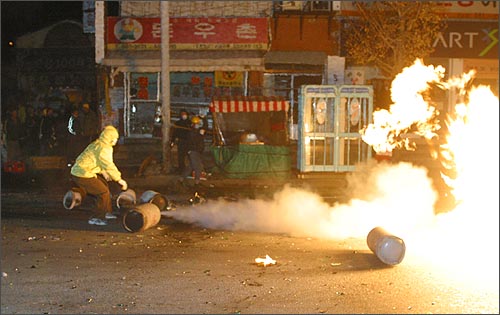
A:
[[191, 116, 201, 125]]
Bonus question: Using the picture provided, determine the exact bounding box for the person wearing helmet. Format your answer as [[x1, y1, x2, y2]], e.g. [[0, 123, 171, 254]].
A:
[[170, 109, 191, 174], [191, 116, 201, 127], [63, 125, 128, 226], [179, 117, 207, 186]]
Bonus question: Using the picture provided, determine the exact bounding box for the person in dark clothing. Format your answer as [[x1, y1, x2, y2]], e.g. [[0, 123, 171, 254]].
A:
[[180, 122, 206, 186], [80, 102, 99, 145], [170, 109, 191, 173], [23, 106, 39, 156], [38, 107, 56, 156], [3, 109, 24, 160], [66, 107, 85, 165]]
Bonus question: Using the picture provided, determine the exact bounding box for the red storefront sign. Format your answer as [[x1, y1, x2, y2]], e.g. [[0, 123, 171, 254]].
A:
[[107, 17, 268, 50]]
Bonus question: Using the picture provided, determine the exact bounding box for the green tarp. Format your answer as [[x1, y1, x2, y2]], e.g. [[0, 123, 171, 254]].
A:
[[211, 144, 291, 179]]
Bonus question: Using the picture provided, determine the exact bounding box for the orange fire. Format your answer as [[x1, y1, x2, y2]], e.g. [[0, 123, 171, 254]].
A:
[[423, 83, 499, 292], [361, 59, 442, 153]]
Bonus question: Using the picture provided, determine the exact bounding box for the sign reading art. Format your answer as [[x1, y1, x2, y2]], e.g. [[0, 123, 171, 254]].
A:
[[107, 17, 268, 50], [431, 21, 498, 59]]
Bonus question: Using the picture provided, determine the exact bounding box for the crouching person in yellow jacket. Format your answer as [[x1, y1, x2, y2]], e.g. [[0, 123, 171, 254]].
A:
[[63, 125, 128, 226]]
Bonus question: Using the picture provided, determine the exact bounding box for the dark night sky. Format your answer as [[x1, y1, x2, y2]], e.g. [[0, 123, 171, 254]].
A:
[[2, 1, 83, 38], [1, 1, 84, 61]]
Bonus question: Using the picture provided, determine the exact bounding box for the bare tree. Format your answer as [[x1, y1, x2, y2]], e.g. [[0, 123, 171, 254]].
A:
[[344, 1, 445, 79]]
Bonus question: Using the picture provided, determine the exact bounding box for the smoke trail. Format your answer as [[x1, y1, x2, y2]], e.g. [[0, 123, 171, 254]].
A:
[[165, 162, 436, 240]]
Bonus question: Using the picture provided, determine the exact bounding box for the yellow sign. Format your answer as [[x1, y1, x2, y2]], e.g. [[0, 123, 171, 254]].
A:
[[215, 71, 244, 87]]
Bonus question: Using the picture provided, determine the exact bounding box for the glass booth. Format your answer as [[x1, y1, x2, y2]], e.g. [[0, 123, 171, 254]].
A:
[[297, 85, 373, 172]]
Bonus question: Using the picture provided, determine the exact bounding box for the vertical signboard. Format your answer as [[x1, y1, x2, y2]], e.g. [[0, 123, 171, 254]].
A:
[[83, 1, 95, 33]]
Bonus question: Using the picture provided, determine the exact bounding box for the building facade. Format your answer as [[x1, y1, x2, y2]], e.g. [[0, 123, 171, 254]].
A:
[[15, 20, 96, 110], [93, 1, 498, 141]]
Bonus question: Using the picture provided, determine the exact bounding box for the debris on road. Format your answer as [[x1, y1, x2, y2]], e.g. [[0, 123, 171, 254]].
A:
[[255, 254, 276, 266]]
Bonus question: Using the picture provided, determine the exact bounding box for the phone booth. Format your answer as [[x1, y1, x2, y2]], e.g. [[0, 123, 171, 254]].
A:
[[297, 85, 373, 172]]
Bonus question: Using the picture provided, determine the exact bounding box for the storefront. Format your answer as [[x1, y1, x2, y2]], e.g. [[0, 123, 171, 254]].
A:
[[264, 14, 343, 139], [98, 16, 269, 139]]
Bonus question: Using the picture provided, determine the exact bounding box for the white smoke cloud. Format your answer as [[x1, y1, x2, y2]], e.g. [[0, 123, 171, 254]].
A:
[[165, 162, 437, 240]]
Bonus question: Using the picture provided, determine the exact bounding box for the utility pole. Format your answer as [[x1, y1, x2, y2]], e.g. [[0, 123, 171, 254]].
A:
[[160, 1, 171, 172]]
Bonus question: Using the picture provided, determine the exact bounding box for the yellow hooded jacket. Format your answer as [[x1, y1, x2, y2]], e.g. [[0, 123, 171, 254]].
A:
[[70, 126, 122, 181]]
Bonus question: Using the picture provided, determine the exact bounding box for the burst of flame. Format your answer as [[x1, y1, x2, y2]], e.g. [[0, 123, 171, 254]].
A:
[[363, 58, 499, 294], [427, 84, 499, 291], [440, 85, 499, 206], [361, 59, 443, 153], [255, 254, 276, 266]]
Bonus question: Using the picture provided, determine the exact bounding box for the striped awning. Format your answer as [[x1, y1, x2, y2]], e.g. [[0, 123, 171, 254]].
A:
[[209, 96, 290, 113]]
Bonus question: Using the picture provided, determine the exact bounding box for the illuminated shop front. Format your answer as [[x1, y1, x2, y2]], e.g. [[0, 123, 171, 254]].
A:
[[98, 16, 268, 139]]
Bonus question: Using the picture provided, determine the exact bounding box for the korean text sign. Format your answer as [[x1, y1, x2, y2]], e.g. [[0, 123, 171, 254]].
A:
[[107, 17, 268, 50]]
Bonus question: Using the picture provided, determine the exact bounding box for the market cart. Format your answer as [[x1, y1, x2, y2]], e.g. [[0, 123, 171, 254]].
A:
[[209, 96, 291, 179]]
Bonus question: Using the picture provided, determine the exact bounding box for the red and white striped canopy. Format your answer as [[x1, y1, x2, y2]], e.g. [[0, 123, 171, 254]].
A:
[[209, 96, 290, 113]]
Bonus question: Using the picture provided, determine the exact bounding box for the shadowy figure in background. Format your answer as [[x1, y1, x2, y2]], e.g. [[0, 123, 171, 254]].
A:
[[170, 109, 191, 174], [81, 102, 99, 145], [23, 105, 39, 156], [179, 117, 206, 187], [3, 109, 24, 161], [38, 107, 56, 156], [66, 107, 85, 165]]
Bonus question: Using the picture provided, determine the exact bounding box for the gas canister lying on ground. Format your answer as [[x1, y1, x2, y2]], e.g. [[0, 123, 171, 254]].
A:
[[116, 189, 137, 209], [139, 190, 171, 211], [62, 190, 82, 210], [122, 203, 161, 233], [366, 226, 406, 265]]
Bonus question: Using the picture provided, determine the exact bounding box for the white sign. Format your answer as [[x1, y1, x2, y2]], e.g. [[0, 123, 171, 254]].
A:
[[345, 69, 365, 85], [326, 56, 345, 85]]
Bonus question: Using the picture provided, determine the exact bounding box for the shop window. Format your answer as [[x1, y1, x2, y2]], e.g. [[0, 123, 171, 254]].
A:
[[263, 73, 322, 125], [127, 72, 160, 138], [130, 73, 159, 101], [129, 102, 161, 137]]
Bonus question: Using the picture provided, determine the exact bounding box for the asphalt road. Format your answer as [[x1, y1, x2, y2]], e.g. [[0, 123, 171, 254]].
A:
[[1, 172, 498, 314]]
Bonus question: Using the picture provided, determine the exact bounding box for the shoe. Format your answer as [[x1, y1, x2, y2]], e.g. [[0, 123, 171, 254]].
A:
[[188, 172, 208, 181], [88, 218, 107, 226], [105, 213, 117, 220]]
